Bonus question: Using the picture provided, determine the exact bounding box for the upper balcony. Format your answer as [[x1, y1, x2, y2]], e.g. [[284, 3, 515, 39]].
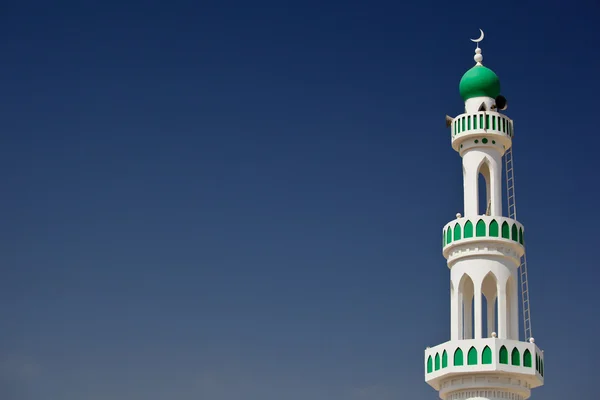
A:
[[450, 111, 514, 153], [424, 338, 544, 394]]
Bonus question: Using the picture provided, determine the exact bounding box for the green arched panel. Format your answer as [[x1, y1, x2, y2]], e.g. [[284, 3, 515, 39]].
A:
[[524, 349, 532, 367], [435, 353, 440, 370], [489, 220, 499, 237], [540, 359, 544, 376], [511, 224, 518, 241], [427, 356, 432, 373], [536, 354, 539, 371], [519, 227, 524, 245], [482, 346, 492, 364], [467, 347, 477, 365], [442, 350, 448, 368], [476, 219, 486, 237], [454, 348, 464, 366], [446, 228, 452, 245], [499, 346, 508, 364], [464, 220, 473, 238], [454, 223, 462, 241], [511, 348, 521, 366], [501, 221, 510, 238]]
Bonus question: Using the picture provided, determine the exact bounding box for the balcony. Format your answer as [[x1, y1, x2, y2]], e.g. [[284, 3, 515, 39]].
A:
[[450, 111, 513, 152]]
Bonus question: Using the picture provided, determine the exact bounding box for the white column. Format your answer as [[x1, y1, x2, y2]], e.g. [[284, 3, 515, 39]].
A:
[[474, 285, 482, 339], [497, 281, 507, 339], [487, 295, 496, 337], [457, 290, 464, 340], [451, 283, 458, 340], [510, 274, 520, 340], [490, 155, 502, 216], [463, 162, 478, 217]]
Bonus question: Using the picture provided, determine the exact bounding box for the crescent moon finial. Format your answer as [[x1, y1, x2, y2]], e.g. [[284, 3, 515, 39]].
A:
[[470, 29, 485, 45]]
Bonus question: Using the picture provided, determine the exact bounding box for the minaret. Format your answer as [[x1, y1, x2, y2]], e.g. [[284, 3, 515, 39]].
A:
[[424, 31, 545, 400]]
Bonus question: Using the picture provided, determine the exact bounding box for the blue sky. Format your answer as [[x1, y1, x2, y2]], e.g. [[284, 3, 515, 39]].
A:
[[1, 1, 599, 399]]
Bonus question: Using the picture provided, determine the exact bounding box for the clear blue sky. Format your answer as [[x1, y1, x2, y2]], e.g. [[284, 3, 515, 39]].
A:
[[1, 1, 598, 399]]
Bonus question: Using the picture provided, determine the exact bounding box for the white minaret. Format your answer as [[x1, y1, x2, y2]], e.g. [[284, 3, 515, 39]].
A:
[[424, 31, 544, 400]]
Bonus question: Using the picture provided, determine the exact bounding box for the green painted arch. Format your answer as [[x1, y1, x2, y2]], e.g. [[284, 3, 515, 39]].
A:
[[467, 347, 478, 365], [435, 353, 440, 370], [442, 350, 448, 368], [524, 349, 532, 367], [489, 220, 499, 237], [454, 348, 464, 366], [540, 358, 544, 376], [511, 224, 518, 242], [482, 346, 492, 364], [476, 219, 486, 237], [536, 354, 540, 371], [511, 348, 521, 366], [501, 221, 510, 238], [519, 227, 524, 245], [446, 228, 452, 245], [427, 356, 432, 373], [499, 346, 508, 364], [454, 223, 462, 241], [464, 220, 473, 238]]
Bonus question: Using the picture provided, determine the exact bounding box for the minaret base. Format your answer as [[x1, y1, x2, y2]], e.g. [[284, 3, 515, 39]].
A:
[[439, 373, 530, 400]]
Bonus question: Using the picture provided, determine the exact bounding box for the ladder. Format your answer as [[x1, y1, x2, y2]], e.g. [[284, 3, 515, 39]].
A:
[[505, 146, 533, 341]]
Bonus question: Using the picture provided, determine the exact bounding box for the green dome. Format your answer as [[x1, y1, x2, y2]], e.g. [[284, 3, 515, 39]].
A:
[[459, 65, 501, 101]]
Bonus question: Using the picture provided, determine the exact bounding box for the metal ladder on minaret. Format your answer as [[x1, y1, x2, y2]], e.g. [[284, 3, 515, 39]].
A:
[[505, 147, 532, 341]]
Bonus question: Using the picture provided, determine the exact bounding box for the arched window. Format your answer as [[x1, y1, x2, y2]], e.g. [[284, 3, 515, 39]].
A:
[[454, 223, 462, 241], [536, 354, 539, 371], [467, 347, 478, 365], [499, 346, 508, 364], [446, 227, 452, 245], [454, 348, 464, 366], [523, 349, 532, 367], [482, 346, 492, 364], [511, 224, 518, 241], [540, 358, 544, 376], [501, 221, 510, 238], [442, 350, 448, 368], [489, 220, 499, 237], [427, 356, 432, 373], [435, 353, 440, 370], [458, 274, 475, 340], [511, 348, 521, 366], [464, 220, 473, 238], [481, 272, 498, 337], [476, 219, 486, 237], [519, 227, 524, 245]]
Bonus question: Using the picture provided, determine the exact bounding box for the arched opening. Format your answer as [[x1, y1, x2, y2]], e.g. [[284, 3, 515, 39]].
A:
[[511, 348, 521, 366], [467, 347, 478, 365], [519, 227, 524, 244], [435, 353, 440, 370], [481, 272, 498, 337], [511, 224, 518, 241], [489, 219, 499, 237], [499, 346, 508, 364], [446, 227, 452, 245], [501, 221, 510, 238], [458, 274, 475, 340], [506, 276, 517, 339], [540, 358, 544, 376], [476, 219, 486, 237], [454, 348, 464, 366], [482, 346, 492, 364], [442, 350, 448, 368], [454, 222, 462, 241], [477, 161, 491, 215], [524, 349, 532, 367], [536, 354, 539, 371], [427, 356, 432, 373], [464, 220, 473, 238]]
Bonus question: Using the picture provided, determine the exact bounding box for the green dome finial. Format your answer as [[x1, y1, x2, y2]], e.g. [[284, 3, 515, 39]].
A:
[[459, 31, 501, 102]]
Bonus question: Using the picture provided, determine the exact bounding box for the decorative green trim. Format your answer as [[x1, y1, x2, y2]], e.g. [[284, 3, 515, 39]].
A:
[[499, 346, 508, 364], [474, 139, 479, 144], [501, 221, 510, 238], [511, 224, 518, 241], [435, 353, 440, 370], [442, 350, 448, 368], [427, 356, 432, 373], [476, 219, 486, 236], [482, 138, 488, 144], [524, 349, 532, 367], [464, 221, 473, 238], [519, 227, 524, 245], [467, 347, 477, 365], [489, 220, 499, 237], [511, 348, 521, 366], [482, 346, 492, 364], [454, 223, 461, 241], [446, 228, 452, 245]]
